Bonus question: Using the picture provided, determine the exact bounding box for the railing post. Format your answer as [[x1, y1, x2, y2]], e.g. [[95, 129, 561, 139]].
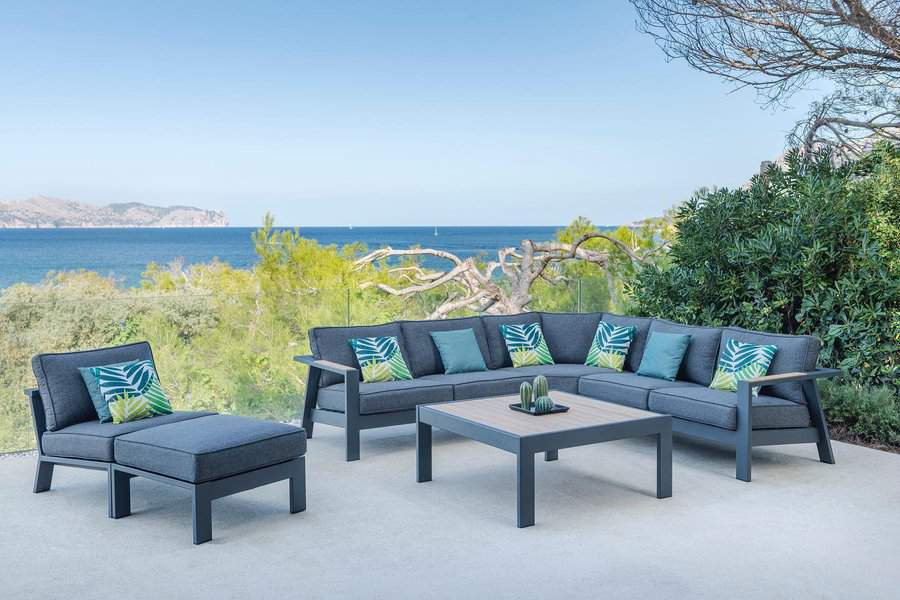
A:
[[346, 289, 351, 326], [577, 278, 583, 313]]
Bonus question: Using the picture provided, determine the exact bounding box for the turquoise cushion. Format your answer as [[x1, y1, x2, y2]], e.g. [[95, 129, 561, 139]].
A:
[[636, 332, 691, 381], [79, 361, 132, 423], [430, 328, 488, 374]]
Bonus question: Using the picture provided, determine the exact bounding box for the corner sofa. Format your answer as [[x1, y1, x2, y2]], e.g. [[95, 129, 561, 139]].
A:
[[296, 312, 839, 481], [28, 341, 307, 544]]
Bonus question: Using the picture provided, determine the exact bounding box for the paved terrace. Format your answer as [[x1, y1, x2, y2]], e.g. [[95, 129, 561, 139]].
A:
[[1, 424, 897, 599]]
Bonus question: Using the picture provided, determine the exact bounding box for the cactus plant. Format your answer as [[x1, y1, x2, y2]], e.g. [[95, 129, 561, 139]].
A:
[[519, 381, 533, 410], [534, 395, 555, 414], [532, 374, 549, 399]]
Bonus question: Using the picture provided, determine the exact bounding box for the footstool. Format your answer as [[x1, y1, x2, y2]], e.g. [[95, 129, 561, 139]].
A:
[[110, 414, 306, 544]]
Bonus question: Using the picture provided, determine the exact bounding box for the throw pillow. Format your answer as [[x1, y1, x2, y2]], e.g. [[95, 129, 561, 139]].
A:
[[636, 332, 691, 381], [499, 322, 554, 368], [348, 335, 413, 383], [91, 359, 173, 424], [79, 360, 134, 423], [710, 338, 778, 394], [430, 328, 488, 374], [585, 322, 636, 371]]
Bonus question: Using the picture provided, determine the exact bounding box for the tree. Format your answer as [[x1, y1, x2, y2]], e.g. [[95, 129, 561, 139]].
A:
[[631, 0, 900, 157], [354, 228, 666, 318]]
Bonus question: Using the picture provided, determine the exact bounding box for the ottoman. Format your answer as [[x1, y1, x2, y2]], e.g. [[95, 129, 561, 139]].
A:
[[111, 414, 306, 544]]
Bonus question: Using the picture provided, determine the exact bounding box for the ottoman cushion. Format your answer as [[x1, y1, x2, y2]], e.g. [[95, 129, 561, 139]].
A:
[[114, 415, 306, 483]]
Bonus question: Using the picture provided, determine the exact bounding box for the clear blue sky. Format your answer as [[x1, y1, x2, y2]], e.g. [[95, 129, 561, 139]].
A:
[[0, 1, 823, 226]]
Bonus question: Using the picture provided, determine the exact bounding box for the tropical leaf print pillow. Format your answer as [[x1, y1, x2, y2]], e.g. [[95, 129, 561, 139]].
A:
[[709, 339, 778, 394], [585, 322, 636, 371], [500, 322, 554, 368], [348, 336, 413, 383], [91, 359, 173, 424]]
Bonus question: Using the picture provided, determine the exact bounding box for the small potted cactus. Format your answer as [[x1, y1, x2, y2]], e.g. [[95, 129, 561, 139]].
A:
[[519, 381, 533, 410], [511, 374, 568, 415]]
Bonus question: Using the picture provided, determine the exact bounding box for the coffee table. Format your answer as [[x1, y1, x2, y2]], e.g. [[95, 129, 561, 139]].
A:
[[415, 391, 672, 527]]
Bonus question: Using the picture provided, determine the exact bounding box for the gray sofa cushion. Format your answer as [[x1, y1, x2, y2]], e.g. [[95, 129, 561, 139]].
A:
[[420, 369, 536, 400], [40, 411, 215, 462], [578, 372, 695, 409], [539, 312, 602, 365], [601, 314, 653, 373], [309, 322, 407, 387], [399, 317, 491, 377], [32, 341, 155, 431], [647, 319, 722, 386], [479, 313, 542, 369], [114, 415, 306, 484], [317, 379, 453, 414], [648, 387, 811, 430], [720, 327, 821, 403]]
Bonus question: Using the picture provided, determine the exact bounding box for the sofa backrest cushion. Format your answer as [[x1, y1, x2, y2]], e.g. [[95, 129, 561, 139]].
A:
[[400, 317, 491, 377], [480, 313, 542, 369], [309, 322, 407, 387], [539, 312, 602, 365], [720, 327, 821, 403], [647, 319, 723, 386], [601, 313, 653, 373], [32, 341, 155, 432]]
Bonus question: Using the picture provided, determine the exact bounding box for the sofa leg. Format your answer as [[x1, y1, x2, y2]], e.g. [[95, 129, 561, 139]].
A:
[[192, 486, 213, 545], [803, 381, 835, 465], [290, 457, 306, 514], [33, 460, 54, 493], [109, 468, 132, 519], [736, 443, 752, 482], [345, 425, 360, 462]]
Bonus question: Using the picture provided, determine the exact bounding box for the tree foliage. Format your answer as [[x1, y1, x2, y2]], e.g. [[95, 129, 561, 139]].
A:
[[632, 147, 900, 389]]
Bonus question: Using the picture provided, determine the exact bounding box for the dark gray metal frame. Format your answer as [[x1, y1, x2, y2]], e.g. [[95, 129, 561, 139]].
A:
[[670, 368, 840, 482], [296, 354, 417, 462], [415, 403, 673, 527], [26, 388, 306, 544]]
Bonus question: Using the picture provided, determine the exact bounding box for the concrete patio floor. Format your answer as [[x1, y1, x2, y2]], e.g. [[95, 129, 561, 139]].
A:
[[1, 423, 898, 599]]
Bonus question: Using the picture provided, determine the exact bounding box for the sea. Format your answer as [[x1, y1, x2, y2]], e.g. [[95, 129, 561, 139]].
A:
[[0, 226, 586, 289]]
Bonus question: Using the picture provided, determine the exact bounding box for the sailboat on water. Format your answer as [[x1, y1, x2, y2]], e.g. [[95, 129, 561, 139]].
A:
[[434, 226, 438, 236]]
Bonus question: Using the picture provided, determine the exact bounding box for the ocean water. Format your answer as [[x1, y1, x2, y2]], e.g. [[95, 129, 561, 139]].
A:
[[0, 226, 577, 289]]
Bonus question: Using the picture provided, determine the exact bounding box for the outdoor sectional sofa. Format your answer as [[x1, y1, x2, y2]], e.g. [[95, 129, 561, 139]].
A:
[[27, 342, 307, 544], [297, 312, 839, 481]]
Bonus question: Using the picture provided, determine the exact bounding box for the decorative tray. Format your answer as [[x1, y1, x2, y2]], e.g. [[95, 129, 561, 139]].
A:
[[508, 403, 570, 416]]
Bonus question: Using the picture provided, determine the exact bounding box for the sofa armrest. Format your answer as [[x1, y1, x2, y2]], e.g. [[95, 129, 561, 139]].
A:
[[735, 368, 840, 437], [24, 388, 47, 452], [294, 355, 361, 418], [743, 368, 841, 388], [294, 355, 358, 376]]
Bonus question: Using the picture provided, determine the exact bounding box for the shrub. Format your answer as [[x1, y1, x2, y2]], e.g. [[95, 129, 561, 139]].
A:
[[819, 382, 900, 447]]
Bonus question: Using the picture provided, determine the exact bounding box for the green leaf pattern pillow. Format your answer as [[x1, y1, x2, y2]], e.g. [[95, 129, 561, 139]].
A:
[[709, 339, 778, 394], [349, 335, 413, 383], [585, 322, 636, 371], [500, 322, 554, 368], [91, 359, 173, 424]]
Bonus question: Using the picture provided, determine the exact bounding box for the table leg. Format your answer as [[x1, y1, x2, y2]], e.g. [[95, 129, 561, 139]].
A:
[[656, 429, 672, 499], [544, 449, 558, 462], [417, 419, 432, 483], [517, 451, 535, 527]]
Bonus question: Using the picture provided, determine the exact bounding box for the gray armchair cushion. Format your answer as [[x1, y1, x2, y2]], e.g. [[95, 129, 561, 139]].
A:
[[114, 415, 306, 484], [317, 378, 453, 414], [601, 314, 653, 373], [32, 341, 155, 431], [539, 312, 602, 365], [480, 313, 542, 369], [578, 372, 695, 409], [720, 327, 821, 403], [648, 387, 811, 430], [399, 317, 491, 377], [309, 322, 407, 387], [40, 411, 215, 462], [647, 319, 723, 386]]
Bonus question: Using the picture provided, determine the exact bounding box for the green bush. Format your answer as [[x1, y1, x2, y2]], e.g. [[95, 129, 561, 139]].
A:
[[631, 148, 900, 391], [820, 382, 900, 447]]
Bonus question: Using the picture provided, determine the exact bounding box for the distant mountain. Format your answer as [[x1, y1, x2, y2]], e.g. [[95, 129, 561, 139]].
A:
[[0, 196, 229, 228]]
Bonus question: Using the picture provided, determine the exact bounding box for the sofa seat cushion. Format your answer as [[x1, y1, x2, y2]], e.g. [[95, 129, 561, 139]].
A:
[[40, 411, 216, 462], [114, 415, 306, 484], [317, 379, 453, 414], [578, 372, 695, 409], [648, 387, 812, 431], [421, 365, 610, 399]]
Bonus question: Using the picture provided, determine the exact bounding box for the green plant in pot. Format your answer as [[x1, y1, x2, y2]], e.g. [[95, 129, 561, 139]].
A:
[[519, 381, 533, 410]]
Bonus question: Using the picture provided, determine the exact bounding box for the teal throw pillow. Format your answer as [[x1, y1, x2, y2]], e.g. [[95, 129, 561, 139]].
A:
[[79, 360, 133, 423], [499, 322, 555, 368], [636, 332, 691, 381], [710, 338, 778, 394], [430, 328, 488, 374], [89, 359, 173, 424], [585, 322, 636, 371], [348, 335, 413, 383]]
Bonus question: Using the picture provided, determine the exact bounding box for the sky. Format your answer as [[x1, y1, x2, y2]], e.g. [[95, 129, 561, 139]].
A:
[[0, 1, 825, 226]]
